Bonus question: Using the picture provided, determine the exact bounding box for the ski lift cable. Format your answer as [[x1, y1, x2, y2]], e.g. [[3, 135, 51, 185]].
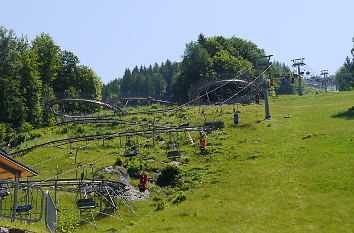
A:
[[154, 67, 252, 116]]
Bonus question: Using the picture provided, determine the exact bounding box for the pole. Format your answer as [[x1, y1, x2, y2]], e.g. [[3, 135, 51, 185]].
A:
[[325, 82, 327, 93], [292, 58, 305, 96], [298, 66, 303, 96], [321, 70, 329, 93], [12, 172, 20, 222], [263, 74, 271, 120], [152, 117, 155, 148]]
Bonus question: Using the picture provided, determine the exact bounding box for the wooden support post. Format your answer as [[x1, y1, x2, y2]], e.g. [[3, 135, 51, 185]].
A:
[[75, 148, 78, 163], [12, 172, 20, 222], [152, 117, 155, 148]]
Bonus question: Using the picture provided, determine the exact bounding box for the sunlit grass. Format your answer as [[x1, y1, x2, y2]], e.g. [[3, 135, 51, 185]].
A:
[[3, 91, 353, 232]]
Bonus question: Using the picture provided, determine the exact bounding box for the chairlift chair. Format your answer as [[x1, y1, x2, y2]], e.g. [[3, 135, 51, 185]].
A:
[[0, 185, 10, 199], [167, 150, 181, 158], [270, 78, 274, 86], [123, 151, 138, 157], [16, 205, 33, 213], [200, 138, 206, 152], [77, 198, 97, 209], [255, 94, 260, 104], [123, 136, 138, 157], [166, 133, 181, 159], [234, 113, 239, 125], [138, 173, 148, 192]]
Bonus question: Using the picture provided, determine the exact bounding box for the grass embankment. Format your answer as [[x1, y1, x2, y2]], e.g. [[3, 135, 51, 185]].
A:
[[1, 91, 353, 232]]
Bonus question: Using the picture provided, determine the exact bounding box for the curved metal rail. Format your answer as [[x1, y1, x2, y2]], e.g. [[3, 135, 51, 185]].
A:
[[46, 98, 126, 117], [110, 96, 177, 106], [9, 126, 214, 156], [188, 78, 260, 102]]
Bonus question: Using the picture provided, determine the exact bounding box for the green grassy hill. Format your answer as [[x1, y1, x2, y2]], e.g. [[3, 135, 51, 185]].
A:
[[1, 91, 353, 232]]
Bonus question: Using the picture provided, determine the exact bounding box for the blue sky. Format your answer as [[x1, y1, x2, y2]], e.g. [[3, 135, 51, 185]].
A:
[[2, 0, 353, 83]]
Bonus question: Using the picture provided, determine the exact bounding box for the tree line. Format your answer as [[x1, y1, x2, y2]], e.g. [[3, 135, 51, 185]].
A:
[[103, 34, 295, 103], [103, 60, 179, 101], [0, 26, 102, 144], [334, 38, 354, 91]]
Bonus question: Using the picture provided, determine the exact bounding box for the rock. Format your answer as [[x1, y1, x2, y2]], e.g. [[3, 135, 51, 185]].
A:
[[168, 161, 182, 167], [123, 183, 150, 201], [99, 166, 130, 184]]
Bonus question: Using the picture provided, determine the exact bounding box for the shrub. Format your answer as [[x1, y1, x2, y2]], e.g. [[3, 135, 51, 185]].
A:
[[0, 123, 7, 142], [60, 127, 68, 134], [76, 125, 85, 134], [156, 165, 181, 187], [115, 156, 124, 166], [29, 131, 42, 140], [11, 133, 28, 147], [20, 122, 33, 132], [170, 191, 186, 204], [127, 163, 140, 178], [152, 196, 166, 211]]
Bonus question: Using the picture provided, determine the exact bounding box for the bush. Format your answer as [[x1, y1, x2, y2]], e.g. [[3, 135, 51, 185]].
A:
[[0, 123, 15, 143], [60, 127, 68, 135], [11, 133, 28, 147], [0, 123, 7, 142], [115, 156, 124, 166], [76, 125, 85, 134], [170, 191, 186, 204], [152, 196, 166, 211], [29, 131, 42, 140], [20, 122, 33, 132], [127, 163, 140, 178], [156, 165, 181, 187]]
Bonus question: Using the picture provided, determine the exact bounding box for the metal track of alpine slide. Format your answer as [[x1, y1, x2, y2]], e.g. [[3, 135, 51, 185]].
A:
[[9, 125, 218, 156]]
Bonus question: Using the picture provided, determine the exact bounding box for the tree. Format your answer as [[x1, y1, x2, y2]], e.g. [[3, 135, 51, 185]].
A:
[[31, 33, 60, 123], [173, 42, 210, 101], [210, 49, 251, 75], [31, 33, 60, 99], [53, 50, 80, 98], [335, 66, 353, 91], [19, 47, 42, 127], [197, 33, 207, 47], [0, 27, 27, 128]]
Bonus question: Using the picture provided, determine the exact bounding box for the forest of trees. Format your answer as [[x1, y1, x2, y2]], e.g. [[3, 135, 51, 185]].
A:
[[103, 34, 295, 103], [102, 60, 179, 101], [0, 26, 102, 143], [1, 28, 311, 145], [334, 38, 354, 91]]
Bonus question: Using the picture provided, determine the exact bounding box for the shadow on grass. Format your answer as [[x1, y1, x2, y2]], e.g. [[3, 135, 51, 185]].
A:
[[237, 124, 251, 128], [331, 110, 354, 120]]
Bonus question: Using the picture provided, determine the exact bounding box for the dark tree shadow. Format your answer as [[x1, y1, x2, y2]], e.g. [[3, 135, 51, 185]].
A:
[[332, 109, 354, 120]]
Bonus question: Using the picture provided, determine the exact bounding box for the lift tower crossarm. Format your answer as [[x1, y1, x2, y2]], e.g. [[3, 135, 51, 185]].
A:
[[320, 69, 329, 93], [292, 58, 306, 96]]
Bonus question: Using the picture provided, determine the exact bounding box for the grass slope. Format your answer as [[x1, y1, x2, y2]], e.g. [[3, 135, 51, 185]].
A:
[[119, 92, 353, 233], [1, 91, 353, 232]]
